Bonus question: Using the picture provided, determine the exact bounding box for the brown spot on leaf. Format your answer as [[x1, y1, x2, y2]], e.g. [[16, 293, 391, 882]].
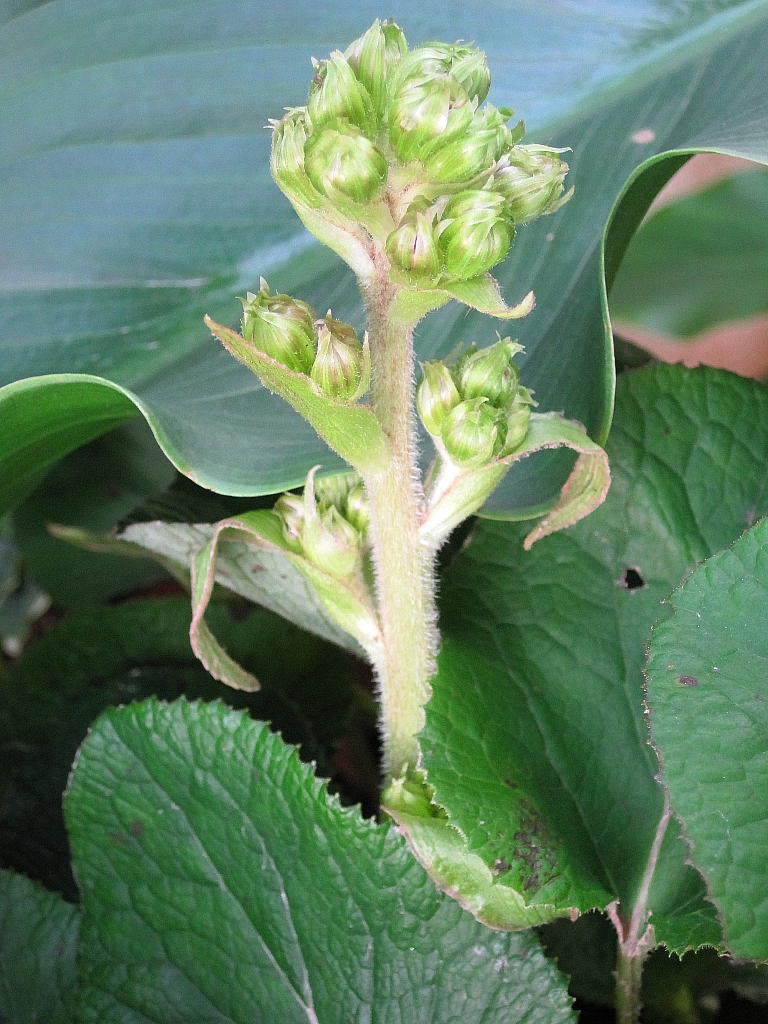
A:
[[129, 820, 144, 838], [108, 831, 128, 845], [513, 799, 560, 892], [492, 858, 511, 876], [677, 675, 698, 687]]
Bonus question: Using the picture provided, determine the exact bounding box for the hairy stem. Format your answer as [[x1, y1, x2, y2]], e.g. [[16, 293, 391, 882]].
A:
[[361, 263, 437, 779], [615, 944, 645, 1024]]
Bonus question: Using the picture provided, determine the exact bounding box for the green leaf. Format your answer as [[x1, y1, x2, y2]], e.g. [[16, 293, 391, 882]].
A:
[[204, 315, 388, 474], [0, 375, 138, 514], [3, 3, 768, 514], [611, 167, 768, 338], [66, 698, 575, 1023], [0, 869, 79, 1024], [392, 275, 535, 325], [12, 418, 176, 606], [0, 596, 360, 898], [647, 517, 768, 959], [0, 521, 49, 658], [120, 515, 369, 657], [187, 510, 379, 689], [384, 782, 572, 930], [421, 412, 610, 550], [422, 364, 768, 950]]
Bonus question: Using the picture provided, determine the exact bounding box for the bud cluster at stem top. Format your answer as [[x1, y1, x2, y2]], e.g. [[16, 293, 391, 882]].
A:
[[274, 469, 370, 579], [269, 19, 572, 283], [239, 279, 370, 402], [417, 337, 536, 468]]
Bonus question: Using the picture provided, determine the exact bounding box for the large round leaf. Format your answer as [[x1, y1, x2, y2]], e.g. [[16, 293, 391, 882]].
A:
[[65, 699, 575, 1023], [2, 2, 768, 513], [647, 518, 768, 959], [422, 364, 768, 951]]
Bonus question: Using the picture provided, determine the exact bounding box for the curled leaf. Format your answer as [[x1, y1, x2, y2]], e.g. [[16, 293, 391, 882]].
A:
[[421, 412, 609, 550], [188, 510, 381, 690], [383, 778, 573, 930], [391, 274, 535, 326]]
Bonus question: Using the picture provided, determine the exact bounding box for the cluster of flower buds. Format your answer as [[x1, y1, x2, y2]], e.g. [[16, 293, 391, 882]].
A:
[[240, 279, 370, 402], [269, 20, 571, 283], [273, 469, 370, 580], [417, 337, 536, 467]]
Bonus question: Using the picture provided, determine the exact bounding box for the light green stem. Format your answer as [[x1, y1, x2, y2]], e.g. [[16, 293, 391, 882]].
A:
[[361, 265, 437, 779], [610, 802, 668, 1024], [615, 942, 645, 1024]]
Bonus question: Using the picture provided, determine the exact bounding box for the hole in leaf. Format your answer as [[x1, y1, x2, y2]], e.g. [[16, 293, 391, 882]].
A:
[[617, 566, 645, 591]]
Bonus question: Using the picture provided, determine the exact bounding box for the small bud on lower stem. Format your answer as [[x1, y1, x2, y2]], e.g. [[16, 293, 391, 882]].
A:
[[417, 361, 462, 435]]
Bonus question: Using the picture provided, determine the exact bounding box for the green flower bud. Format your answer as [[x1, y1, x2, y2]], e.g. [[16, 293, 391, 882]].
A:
[[269, 107, 318, 207], [501, 387, 535, 455], [441, 397, 502, 468], [273, 491, 306, 550], [304, 122, 388, 205], [240, 279, 317, 373], [456, 337, 523, 407], [437, 190, 514, 279], [308, 51, 377, 135], [422, 103, 510, 184], [400, 42, 491, 104], [313, 471, 354, 510], [344, 480, 370, 535], [388, 72, 473, 164], [417, 361, 461, 435], [393, 43, 485, 98], [314, 472, 370, 537], [444, 45, 491, 104], [493, 144, 571, 223], [344, 19, 408, 117], [385, 209, 441, 285], [278, 469, 366, 579], [310, 313, 371, 402], [302, 500, 362, 579]]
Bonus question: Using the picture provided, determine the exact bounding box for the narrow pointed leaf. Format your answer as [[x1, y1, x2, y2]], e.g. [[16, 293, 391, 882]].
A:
[[204, 316, 388, 474], [421, 412, 609, 549], [393, 276, 535, 325], [441, 278, 536, 319]]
